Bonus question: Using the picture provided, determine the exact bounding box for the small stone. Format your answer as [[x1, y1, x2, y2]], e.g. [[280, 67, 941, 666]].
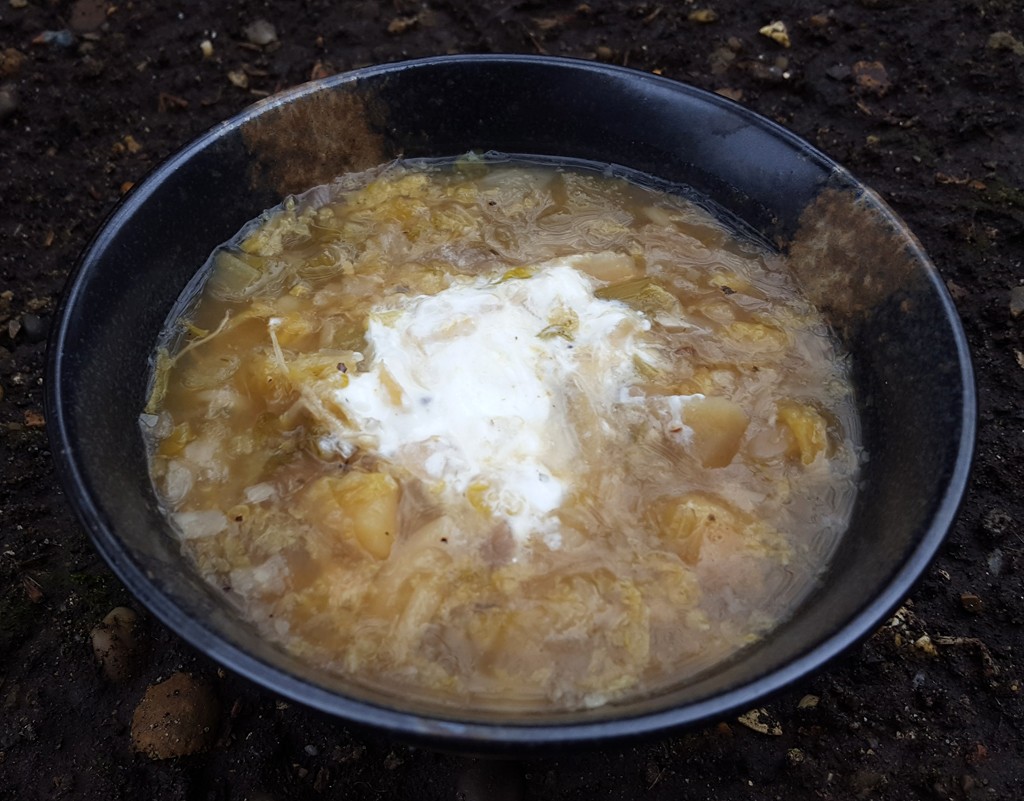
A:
[[966, 743, 989, 766], [0, 48, 25, 78], [227, 69, 249, 89], [91, 607, 139, 682], [9, 0, 28, 8], [787, 748, 805, 765], [131, 673, 220, 759], [688, 9, 718, 23], [387, 15, 419, 35], [23, 409, 44, 428], [714, 87, 743, 102], [987, 548, 1003, 576], [946, 280, 968, 301], [32, 30, 76, 48], [309, 60, 335, 81], [20, 313, 47, 343], [988, 31, 1024, 57], [199, 39, 214, 59], [981, 508, 1012, 539], [1010, 286, 1024, 317], [70, 0, 107, 33], [737, 708, 782, 735], [0, 82, 18, 121], [826, 64, 851, 81], [708, 47, 736, 75], [243, 19, 278, 47], [797, 694, 819, 709], [852, 60, 891, 96], [304, 744, 319, 756], [914, 635, 937, 656], [960, 593, 984, 614], [595, 45, 614, 61], [331, 742, 366, 763], [759, 21, 791, 48]]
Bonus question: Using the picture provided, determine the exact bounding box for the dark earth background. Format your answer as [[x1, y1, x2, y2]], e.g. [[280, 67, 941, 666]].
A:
[[2, 1, 1023, 799]]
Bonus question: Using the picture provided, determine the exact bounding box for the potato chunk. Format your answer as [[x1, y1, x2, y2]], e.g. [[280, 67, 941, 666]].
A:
[[299, 471, 400, 559], [683, 396, 749, 468], [777, 401, 828, 465]]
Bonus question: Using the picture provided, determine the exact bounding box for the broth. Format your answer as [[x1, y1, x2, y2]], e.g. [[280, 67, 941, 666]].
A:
[[142, 156, 859, 710]]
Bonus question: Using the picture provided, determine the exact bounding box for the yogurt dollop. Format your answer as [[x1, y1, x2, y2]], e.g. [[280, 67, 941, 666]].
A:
[[329, 258, 655, 545]]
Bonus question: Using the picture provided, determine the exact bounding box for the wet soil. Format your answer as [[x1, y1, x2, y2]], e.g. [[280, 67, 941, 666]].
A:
[[2, 1, 1023, 799]]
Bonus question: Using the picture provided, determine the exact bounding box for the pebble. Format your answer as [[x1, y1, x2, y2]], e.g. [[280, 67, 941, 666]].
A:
[[960, 592, 984, 614], [227, 69, 249, 89], [981, 507, 1012, 539], [797, 694, 819, 709], [759, 21, 791, 48], [91, 606, 139, 682], [0, 47, 25, 78], [852, 60, 891, 96], [70, 0, 107, 33], [688, 9, 718, 23], [0, 82, 17, 121], [243, 19, 278, 46], [20, 313, 47, 343], [131, 672, 220, 759], [33, 30, 76, 48], [914, 635, 937, 656], [737, 707, 782, 735], [988, 31, 1024, 57], [826, 64, 852, 81], [1009, 286, 1024, 317]]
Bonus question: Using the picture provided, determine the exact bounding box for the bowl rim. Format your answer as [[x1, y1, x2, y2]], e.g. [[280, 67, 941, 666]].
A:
[[46, 53, 977, 750]]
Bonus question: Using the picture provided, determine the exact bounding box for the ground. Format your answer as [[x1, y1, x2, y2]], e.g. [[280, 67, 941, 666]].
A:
[[1, 0, 1023, 799]]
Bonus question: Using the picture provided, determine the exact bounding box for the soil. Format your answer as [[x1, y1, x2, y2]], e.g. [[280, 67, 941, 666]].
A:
[[1, 1, 1023, 799]]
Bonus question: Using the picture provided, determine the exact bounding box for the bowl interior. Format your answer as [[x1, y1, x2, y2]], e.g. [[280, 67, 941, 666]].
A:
[[47, 55, 974, 750]]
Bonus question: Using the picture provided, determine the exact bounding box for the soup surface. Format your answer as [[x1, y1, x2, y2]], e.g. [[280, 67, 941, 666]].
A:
[[143, 156, 859, 710]]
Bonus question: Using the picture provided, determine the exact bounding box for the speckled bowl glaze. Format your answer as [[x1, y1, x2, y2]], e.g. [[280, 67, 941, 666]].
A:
[[46, 55, 974, 752]]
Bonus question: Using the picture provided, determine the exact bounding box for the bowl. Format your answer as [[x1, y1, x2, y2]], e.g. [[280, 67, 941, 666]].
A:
[[46, 55, 975, 751]]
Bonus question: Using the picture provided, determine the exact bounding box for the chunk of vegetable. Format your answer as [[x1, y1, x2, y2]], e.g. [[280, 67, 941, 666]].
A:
[[595, 277, 682, 318], [208, 251, 264, 299], [777, 401, 828, 465], [299, 471, 400, 559], [725, 321, 788, 351], [683, 396, 749, 468]]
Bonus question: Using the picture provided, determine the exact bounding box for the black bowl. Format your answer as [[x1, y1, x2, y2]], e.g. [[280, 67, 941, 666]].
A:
[[46, 55, 975, 751]]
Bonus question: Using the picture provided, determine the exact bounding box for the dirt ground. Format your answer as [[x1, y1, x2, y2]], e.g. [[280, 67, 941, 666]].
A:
[[2, 0, 1023, 798]]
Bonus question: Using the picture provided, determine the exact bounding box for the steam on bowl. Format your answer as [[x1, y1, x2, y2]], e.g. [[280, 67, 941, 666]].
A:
[[46, 55, 974, 751]]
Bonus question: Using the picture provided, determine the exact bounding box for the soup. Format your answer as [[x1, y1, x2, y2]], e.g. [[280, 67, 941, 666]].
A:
[[142, 156, 859, 710]]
